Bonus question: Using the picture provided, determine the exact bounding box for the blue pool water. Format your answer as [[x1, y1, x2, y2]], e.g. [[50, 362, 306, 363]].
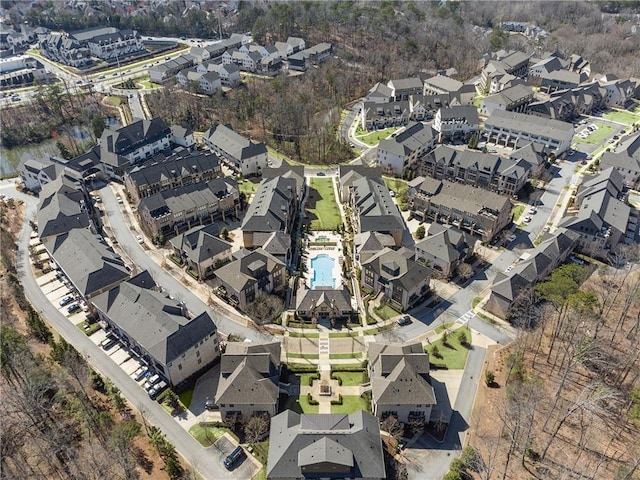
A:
[[310, 254, 336, 289]]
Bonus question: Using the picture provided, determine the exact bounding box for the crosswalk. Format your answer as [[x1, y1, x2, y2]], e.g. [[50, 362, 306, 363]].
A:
[[457, 310, 475, 325], [318, 338, 330, 355]]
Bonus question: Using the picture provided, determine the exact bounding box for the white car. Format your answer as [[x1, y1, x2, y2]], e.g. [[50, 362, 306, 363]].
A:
[[528, 207, 537, 214], [505, 265, 514, 273], [136, 235, 144, 244], [507, 234, 517, 242]]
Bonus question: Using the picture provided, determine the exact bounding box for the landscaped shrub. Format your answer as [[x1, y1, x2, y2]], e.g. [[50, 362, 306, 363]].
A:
[[308, 373, 320, 386], [330, 394, 343, 405], [330, 372, 343, 386], [307, 393, 319, 405]]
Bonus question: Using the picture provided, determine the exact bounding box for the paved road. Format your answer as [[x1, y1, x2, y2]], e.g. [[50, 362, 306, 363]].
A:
[[100, 185, 271, 343], [4, 183, 249, 480]]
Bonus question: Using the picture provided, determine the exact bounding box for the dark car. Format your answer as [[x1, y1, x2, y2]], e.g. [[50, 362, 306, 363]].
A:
[[59, 295, 74, 307], [224, 446, 246, 470], [67, 303, 81, 314], [100, 335, 117, 350], [397, 315, 412, 326]]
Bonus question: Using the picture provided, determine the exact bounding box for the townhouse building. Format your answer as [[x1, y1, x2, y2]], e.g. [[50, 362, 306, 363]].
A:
[[202, 124, 268, 176], [347, 176, 406, 247], [37, 175, 93, 240], [485, 229, 578, 320], [137, 176, 239, 237], [480, 83, 534, 116], [376, 121, 436, 176], [149, 54, 194, 84], [478, 50, 531, 94], [433, 106, 479, 141], [92, 271, 220, 389], [408, 177, 512, 241], [599, 133, 640, 188], [414, 224, 474, 278], [124, 150, 222, 204], [288, 42, 332, 71], [559, 168, 637, 259], [387, 77, 424, 101], [420, 145, 531, 196], [195, 61, 241, 86], [169, 223, 233, 280], [99, 117, 172, 180], [215, 342, 281, 420], [295, 287, 354, 323], [368, 342, 437, 423], [361, 247, 431, 311], [483, 110, 574, 154], [241, 176, 298, 248], [212, 248, 286, 311]]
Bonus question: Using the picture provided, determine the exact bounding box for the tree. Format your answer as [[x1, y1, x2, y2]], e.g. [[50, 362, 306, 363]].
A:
[[381, 416, 404, 443], [415, 225, 426, 240], [431, 344, 441, 359], [485, 370, 495, 387], [244, 414, 270, 443], [221, 227, 230, 240], [91, 115, 106, 139], [456, 263, 474, 281], [468, 133, 479, 150], [458, 329, 468, 346], [164, 390, 181, 414], [25, 306, 52, 343], [56, 140, 72, 160]]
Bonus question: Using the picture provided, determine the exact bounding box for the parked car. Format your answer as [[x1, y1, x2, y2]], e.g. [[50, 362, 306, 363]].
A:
[[507, 234, 517, 243], [100, 336, 117, 350], [505, 265, 514, 273], [223, 446, 246, 470], [523, 216, 532, 223], [136, 235, 144, 244], [148, 380, 168, 400], [144, 374, 161, 391], [569, 255, 586, 266], [67, 303, 81, 314], [396, 315, 412, 326], [528, 207, 537, 214], [134, 366, 149, 381], [59, 295, 74, 307]]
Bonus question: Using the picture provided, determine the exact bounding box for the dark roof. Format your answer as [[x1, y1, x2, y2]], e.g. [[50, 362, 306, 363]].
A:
[[37, 175, 90, 238], [484, 110, 573, 143], [203, 124, 267, 161], [100, 117, 171, 158], [368, 342, 436, 406], [262, 161, 305, 193], [415, 224, 472, 264], [377, 121, 436, 157], [213, 248, 284, 292], [295, 287, 353, 312], [267, 410, 386, 479], [215, 341, 281, 406], [92, 271, 217, 365], [43, 229, 130, 298], [169, 224, 232, 263], [126, 150, 221, 189], [241, 176, 296, 233], [362, 248, 431, 292], [351, 177, 405, 233], [437, 105, 479, 123]]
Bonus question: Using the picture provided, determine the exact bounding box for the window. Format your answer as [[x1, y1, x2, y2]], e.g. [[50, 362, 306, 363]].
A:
[[196, 351, 200, 357], [198, 358, 202, 365], [178, 364, 183, 370]]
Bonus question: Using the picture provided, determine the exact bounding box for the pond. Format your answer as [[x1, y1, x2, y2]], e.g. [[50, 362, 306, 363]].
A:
[[0, 116, 120, 176]]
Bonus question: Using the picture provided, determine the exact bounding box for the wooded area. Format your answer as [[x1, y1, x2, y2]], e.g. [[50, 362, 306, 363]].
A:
[[466, 259, 640, 480]]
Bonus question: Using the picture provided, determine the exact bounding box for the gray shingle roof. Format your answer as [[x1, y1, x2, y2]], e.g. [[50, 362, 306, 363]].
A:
[[267, 410, 386, 479], [416, 178, 511, 215], [100, 117, 171, 158], [92, 271, 217, 365], [351, 177, 405, 233], [295, 287, 352, 312], [37, 175, 90, 238], [213, 248, 283, 292], [170, 224, 232, 263], [484, 110, 574, 143], [126, 150, 220, 190], [437, 105, 479, 123], [215, 341, 281, 406], [415, 224, 471, 264], [241, 176, 296, 233], [203, 124, 267, 161], [424, 75, 463, 93], [44, 229, 130, 298], [362, 248, 431, 292], [377, 121, 435, 157]]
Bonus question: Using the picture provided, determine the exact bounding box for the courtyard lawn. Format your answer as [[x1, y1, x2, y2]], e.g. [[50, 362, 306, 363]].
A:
[[307, 177, 341, 231], [332, 371, 365, 386], [373, 302, 401, 320], [511, 204, 525, 221], [426, 327, 472, 369], [189, 424, 238, 447], [284, 394, 320, 414], [238, 178, 260, 198], [382, 176, 409, 209], [435, 322, 454, 334], [331, 395, 371, 414], [178, 388, 194, 408], [602, 109, 640, 126], [358, 127, 400, 146], [104, 96, 122, 106], [250, 440, 269, 465], [574, 124, 615, 145]]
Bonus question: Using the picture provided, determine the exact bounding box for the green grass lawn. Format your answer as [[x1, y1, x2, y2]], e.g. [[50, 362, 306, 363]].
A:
[[284, 394, 320, 414], [358, 127, 400, 146], [602, 109, 640, 126], [373, 303, 401, 320], [189, 424, 238, 447], [435, 322, 454, 334], [511, 204, 525, 221], [329, 352, 364, 359], [426, 326, 472, 369], [138, 79, 160, 89], [253, 469, 266, 480], [287, 353, 320, 359], [178, 388, 194, 408], [363, 323, 395, 335], [104, 96, 122, 106], [250, 440, 269, 465], [238, 178, 260, 197], [331, 395, 371, 414], [288, 331, 320, 338], [574, 124, 615, 145], [332, 371, 365, 386], [473, 95, 484, 108], [307, 177, 341, 231], [382, 176, 408, 197], [328, 331, 357, 338], [77, 321, 101, 336]]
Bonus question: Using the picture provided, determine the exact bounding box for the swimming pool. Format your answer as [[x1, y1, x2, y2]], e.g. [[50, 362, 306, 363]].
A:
[[310, 254, 336, 289]]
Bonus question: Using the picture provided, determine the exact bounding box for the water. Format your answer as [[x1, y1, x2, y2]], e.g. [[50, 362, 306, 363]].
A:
[[310, 253, 337, 289], [0, 117, 119, 176]]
